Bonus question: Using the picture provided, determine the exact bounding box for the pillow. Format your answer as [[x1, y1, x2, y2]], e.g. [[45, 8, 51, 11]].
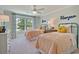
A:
[[64, 25, 71, 33], [57, 26, 67, 33]]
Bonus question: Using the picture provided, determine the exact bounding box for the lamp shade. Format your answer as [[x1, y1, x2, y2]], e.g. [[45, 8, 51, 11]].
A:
[[48, 18, 57, 27], [0, 15, 9, 22]]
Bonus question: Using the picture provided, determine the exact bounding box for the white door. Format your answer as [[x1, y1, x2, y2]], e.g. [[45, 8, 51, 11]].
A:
[[16, 17, 33, 37]]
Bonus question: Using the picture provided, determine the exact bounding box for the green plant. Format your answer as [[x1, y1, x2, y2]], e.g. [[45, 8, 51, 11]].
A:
[[17, 18, 32, 30]]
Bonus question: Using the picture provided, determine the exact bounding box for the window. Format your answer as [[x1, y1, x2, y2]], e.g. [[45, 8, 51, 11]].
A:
[[16, 17, 25, 31], [16, 17, 33, 32]]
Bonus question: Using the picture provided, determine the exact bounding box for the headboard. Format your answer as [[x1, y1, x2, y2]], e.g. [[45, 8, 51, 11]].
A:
[[58, 23, 79, 48]]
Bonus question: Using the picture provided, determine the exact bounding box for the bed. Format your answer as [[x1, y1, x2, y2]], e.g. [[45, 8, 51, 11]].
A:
[[34, 23, 78, 54], [35, 32, 76, 54], [25, 23, 78, 54], [25, 29, 44, 41]]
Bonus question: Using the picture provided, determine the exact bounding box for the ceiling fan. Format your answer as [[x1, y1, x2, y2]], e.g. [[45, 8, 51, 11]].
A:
[[32, 5, 44, 14]]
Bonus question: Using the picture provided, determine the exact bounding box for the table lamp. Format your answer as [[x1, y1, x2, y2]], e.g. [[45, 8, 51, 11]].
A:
[[0, 15, 9, 32], [48, 18, 58, 29]]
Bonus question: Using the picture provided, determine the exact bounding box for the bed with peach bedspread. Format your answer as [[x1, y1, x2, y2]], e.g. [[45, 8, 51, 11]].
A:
[[25, 30, 44, 41], [35, 32, 77, 54]]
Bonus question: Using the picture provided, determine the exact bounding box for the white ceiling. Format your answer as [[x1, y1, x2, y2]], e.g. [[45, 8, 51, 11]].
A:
[[0, 5, 74, 16]]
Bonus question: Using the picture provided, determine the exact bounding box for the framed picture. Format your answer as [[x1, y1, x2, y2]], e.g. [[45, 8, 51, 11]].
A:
[[42, 20, 46, 23]]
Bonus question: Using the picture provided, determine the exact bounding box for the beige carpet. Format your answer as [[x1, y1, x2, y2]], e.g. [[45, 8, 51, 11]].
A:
[[8, 33, 39, 54]]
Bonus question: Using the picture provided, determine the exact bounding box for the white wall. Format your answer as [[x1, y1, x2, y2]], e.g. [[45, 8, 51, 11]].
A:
[[42, 6, 79, 25]]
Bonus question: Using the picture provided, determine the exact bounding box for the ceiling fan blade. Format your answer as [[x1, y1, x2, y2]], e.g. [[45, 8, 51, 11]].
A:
[[37, 11, 42, 14], [32, 5, 44, 14], [37, 8, 45, 10]]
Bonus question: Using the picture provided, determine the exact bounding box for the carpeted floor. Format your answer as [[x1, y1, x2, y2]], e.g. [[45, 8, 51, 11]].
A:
[[8, 33, 39, 54]]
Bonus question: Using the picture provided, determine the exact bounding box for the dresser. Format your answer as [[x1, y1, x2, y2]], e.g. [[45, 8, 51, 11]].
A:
[[0, 33, 7, 54]]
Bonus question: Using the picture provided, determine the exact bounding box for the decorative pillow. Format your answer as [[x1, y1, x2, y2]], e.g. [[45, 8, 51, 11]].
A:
[[58, 26, 67, 33], [64, 25, 71, 33]]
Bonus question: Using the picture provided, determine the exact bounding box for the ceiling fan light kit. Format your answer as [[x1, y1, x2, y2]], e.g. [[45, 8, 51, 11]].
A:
[[33, 10, 37, 14]]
